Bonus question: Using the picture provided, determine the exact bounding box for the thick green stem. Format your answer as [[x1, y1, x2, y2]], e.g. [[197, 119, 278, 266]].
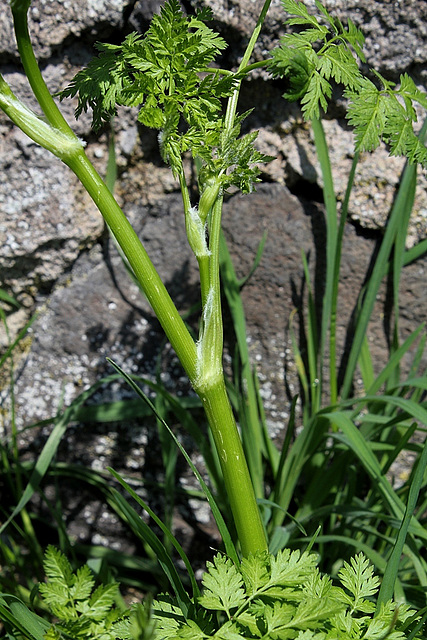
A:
[[198, 380, 268, 557], [65, 150, 198, 383], [195, 196, 268, 555]]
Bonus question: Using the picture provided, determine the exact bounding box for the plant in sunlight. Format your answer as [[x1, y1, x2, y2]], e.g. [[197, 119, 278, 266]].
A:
[[0, 0, 426, 638]]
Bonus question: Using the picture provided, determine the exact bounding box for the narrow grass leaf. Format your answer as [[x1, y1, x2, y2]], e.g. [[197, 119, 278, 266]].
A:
[[358, 334, 375, 391], [311, 116, 337, 402], [402, 237, 427, 266], [219, 231, 266, 498], [364, 324, 425, 398], [340, 150, 419, 400], [271, 412, 327, 526], [0, 311, 38, 369], [254, 367, 280, 474], [108, 469, 196, 600], [0, 374, 124, 535], [0, 289, 20, 307], [325, 410, 427, 543], [236, 230, 268, 288], [105, 483, 191, 615], [0, 595, 50, 640], [302, 535, 387, 572], [106, 358, 239, 565], [289, 310, 309, 404], [329, 151, 360, 404], [376, 429, 427, 609], [301, 250, 320, 413]]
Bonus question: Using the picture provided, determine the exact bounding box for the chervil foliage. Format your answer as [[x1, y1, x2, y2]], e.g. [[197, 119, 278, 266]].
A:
[[270, 0, 427, 166], [337, 553, 380, 614], [151, 550, 421, 639], [346, 72, 427, 165], [60, 0, 270, 193], [38, 546, 133, 639], [61, 0, 230, 133], [269, 0, 365, 119]]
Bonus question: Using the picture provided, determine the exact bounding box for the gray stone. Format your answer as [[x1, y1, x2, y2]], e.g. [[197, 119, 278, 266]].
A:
[[1, 0, 426, 416], [0, 0, 132, 59], [6, 184, 426, 434]]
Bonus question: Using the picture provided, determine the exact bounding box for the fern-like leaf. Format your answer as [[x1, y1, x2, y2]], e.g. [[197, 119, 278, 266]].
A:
[[41, 545, 74, 587], [240, 551, 270, 595], [198, 554, 246, 617], [345, 76, 390, 151], [346, 73, 427, 165], [39, 547, 132, 639], [270, 0, 365, 119], [338, 552, 380, 613]]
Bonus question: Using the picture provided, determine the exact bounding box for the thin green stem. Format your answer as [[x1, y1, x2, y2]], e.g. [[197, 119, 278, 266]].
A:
[[65, 150, 198, 383], [224, 0, 272, 134], [178, 169, 210, 305], [11, 3, 70, 133], [311, 117, 337, 404], [195, 196, 225, 391], [198, 255, 211, 308], [193, 0, 272, 556], [329, 151, 359, 404]]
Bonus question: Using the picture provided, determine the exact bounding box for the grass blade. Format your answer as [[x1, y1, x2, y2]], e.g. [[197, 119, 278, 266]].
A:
[[376, 429, 427, 609], [105, 482, 191, 614], [0, 374, 128, 536], [219, 231, 265, 498], [325, 410, 427, 542], [0, 594, 50, 640], [340, 120, 427, 399], [311, 117, 337, 402], [106, 358, 239, 565], [108, 470, 196, 602]]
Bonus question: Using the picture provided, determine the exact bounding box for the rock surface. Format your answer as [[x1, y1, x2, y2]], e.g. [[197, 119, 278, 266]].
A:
[[1, 0, 426, 442]]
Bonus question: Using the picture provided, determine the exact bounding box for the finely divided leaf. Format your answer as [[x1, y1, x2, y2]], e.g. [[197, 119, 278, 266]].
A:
[[268, 549, 318, 591], [338, 553, 380, 612], [42, 545, 74, 587], [59, 37, 135, 130], [262, 601, 295, 635], [240, 551, 270, 595], [281, 0, 322, 29], [319, 46, 362, 90], [39, 547, 132, 638], [346, 74, 427, 165], [198, 555, 246, 616], [71, 564, 96, 603], [345, 77, 389, 151], [300, 72, 331, 120], [272, 0, 367, 119], [152, 595, 185, 638], [80, 582, 118, 620]]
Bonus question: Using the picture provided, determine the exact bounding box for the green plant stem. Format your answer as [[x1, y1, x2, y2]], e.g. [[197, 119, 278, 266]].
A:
[[224, 0, 272, 133], [65, 150, 198, 383], [196, 196, 268, 555], [195, 0, 273, 554], [11, 1, 70, 133], [311, 117, 337, 405], [3, 8, 198, 382], [328, 151, 359, 405], [198, 380, 267, 557], [7, 0, 269, 558], [9, 6, 194, 374]]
